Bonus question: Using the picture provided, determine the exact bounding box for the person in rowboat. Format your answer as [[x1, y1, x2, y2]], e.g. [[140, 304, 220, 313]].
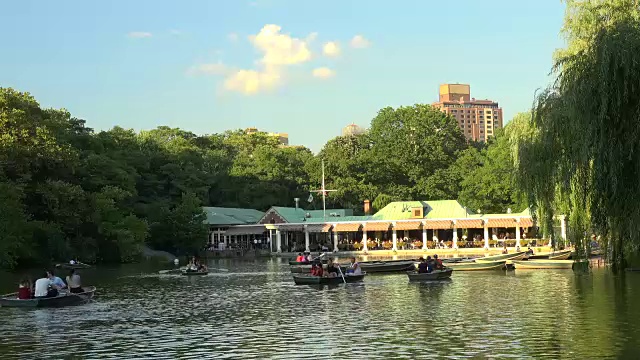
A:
[[325, 258, 339, 277], [17, 278, 32, 299], [417, 258, 429, 273], [433, 255, 444, 270], [347, 257, 362, 275], [426, 256, 435, 273], [66, 269, 83, 294]]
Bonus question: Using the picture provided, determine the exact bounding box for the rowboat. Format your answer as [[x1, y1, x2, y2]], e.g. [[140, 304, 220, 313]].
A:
[[406, 269, 453, 281], [359, 260, 416, 273], [181, 271, 209, 276], [289, 265, 347, 274], [0, 287, 96, 308], [548, 250, 573, 260], [444, 260, 506, 271], [293, 273, 366, 285], [475, 251, 526, 263], [511, 260, 575, 269], [55, 263, 92, 270]]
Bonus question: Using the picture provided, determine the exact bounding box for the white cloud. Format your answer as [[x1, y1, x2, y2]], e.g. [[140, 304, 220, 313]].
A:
[[250, 24, 312, 66], [322, 41, 340, 57], [127, 31, 152, 39], [188, 62, 229, 76], [224, 68, 281, 94], [350, 35, 370, 49], [312, 67, 335, 79], [228, 32, 239, 42], [222, 24, 313, 95]]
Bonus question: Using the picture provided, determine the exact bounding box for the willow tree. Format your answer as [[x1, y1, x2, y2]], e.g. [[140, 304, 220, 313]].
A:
[[514, 0, 640, 271]]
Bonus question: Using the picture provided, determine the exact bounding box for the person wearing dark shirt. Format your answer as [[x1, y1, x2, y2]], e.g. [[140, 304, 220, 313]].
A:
[[434, 254, 444, 270], [326, 258, 339, 276], [417, 258, 428, 273], [426, 256, 434, 273]]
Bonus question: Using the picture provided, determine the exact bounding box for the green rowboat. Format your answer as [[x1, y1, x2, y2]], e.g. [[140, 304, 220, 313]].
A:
[[406, 268, 453, 281], [548, 250, 573, 260], [475, 251, 526, 263], [293, 273, 366, 285], [445, 260, 506, 271], [511, 260, 574, 269]]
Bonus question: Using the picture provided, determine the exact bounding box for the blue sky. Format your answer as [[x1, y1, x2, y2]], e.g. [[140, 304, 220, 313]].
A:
[[0, 0, 565, 152]]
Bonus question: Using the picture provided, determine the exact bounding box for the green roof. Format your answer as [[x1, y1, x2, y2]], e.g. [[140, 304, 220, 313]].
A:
[[203, 207, 264, 225], [371, 200, 470, 220], [269, 207, 353, 223], [305, 215, 372, 223], [468, 207, 531, 218]]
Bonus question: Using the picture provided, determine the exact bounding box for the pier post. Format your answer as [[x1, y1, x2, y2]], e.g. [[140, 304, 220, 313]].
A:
[[560, 215, 567, 241], [392, 222, 398, 251], [333, 225, 339, 252], [483, 221, 489, 249], [276, 230, 282, 253], [516, 220, 521, 249], [452, 221, 458, 249], [362, 226, 368, 252], [422, 223, 427, 250], [304, 226, 310, 252]]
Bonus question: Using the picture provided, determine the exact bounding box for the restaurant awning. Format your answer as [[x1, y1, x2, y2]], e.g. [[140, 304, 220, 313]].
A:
[[455, 219, 484, 228], [223, 225, 266, 235], [277, 224, 304, 231], [321, 224, 333, 233], [394, 221, 422, 230], [333, 223, 362, 232], [364, 222, 391, 232], [519, 218, 534, 227], [486, 218, 519, 228], [304, 224, 327, 233], [423, 220, 453, 229]]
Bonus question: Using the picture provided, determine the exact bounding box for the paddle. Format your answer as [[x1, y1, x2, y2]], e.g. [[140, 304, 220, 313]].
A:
[[337, 264, 346, 284]]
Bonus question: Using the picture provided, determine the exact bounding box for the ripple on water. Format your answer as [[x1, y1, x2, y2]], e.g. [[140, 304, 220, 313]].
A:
[[1, 261, 640, 359]]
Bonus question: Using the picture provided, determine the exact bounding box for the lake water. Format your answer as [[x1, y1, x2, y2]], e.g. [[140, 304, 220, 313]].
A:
[[0, 258, 639, 359]]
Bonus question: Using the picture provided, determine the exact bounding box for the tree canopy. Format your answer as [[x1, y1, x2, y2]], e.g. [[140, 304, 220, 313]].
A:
[[515, 0, 640, 270]]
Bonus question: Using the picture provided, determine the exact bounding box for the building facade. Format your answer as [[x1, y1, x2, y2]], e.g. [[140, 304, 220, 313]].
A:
[[432, 84, 504, 142], [204, 200, 568, 253], [341, 123, 367, 137], [245, 127, 289, 146]]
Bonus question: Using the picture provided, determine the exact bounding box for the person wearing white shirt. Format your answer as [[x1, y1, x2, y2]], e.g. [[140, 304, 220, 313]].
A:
[[34, 273, 51, 298]]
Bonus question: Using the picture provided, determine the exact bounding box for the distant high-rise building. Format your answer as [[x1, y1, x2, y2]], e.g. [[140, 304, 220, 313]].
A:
[[432, 84, 504, 142], [341, 123, 366, 137], [245, 127, 289, 146]]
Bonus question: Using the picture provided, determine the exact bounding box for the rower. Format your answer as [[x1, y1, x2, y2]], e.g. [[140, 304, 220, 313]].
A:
[[66, 269, 83, 294], [48, 270, 67, 293], [426, 256, 434, 273], [34, 272, 51, 298], [326, 258, 339, 277]]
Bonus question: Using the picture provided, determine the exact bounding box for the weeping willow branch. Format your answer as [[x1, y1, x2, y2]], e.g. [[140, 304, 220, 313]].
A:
[[517, 12, 640, 272]]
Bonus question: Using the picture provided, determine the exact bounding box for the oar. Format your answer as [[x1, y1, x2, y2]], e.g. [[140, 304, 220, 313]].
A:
[[337, 265, 346, 284]]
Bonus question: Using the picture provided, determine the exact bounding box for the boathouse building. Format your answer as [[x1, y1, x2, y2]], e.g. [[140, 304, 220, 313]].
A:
[[204, 200, 567, 253]]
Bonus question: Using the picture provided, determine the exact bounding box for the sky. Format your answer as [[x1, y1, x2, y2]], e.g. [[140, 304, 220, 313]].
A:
[[0, 0, 566, 152]]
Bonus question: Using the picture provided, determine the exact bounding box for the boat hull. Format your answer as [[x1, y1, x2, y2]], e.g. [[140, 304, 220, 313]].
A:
[[407, 269, 453, 281], [181, 271, 209, 276], [293, 274, 366, 285], [475, 251, 526, 263], [512, 260, 574, 269], [0, 287, 96, 308], [548, 250, 572, 260], [289, 265, 347, 274], [445, 260, 506, 271], [359, 261, 415, 273], [56, 263, 91, 270]]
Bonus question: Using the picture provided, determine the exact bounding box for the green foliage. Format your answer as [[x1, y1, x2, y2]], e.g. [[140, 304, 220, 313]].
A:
[[517, 0, 640, 270]]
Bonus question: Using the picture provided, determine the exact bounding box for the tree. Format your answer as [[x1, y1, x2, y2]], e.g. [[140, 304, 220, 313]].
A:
[[517, 1, 640, 270], [367, 104, 467, 200]]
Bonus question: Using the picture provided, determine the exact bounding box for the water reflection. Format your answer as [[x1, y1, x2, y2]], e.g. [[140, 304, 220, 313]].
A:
[[1, 261, 640, 358]]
